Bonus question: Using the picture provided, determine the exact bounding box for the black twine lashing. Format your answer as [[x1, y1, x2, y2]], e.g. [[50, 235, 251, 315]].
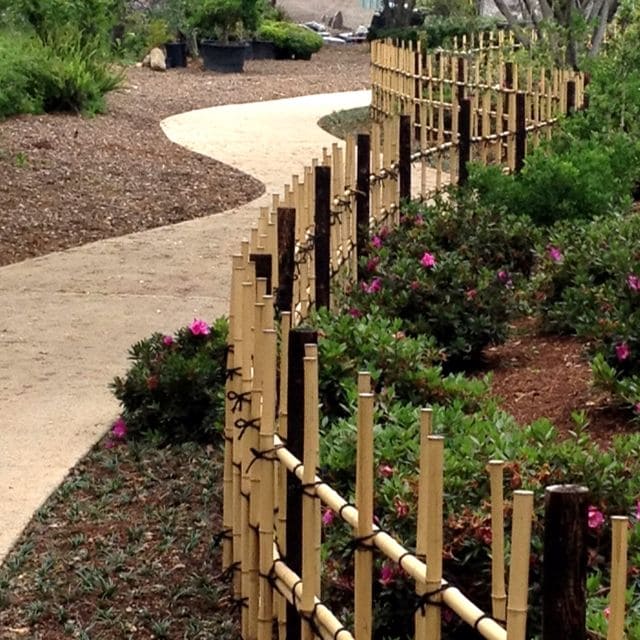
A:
[[219, 561, 240, 581], [225, 366, 241, 381], [227, 390, 251, 412], [246, 444, 287, 472], [212, 528, 233, 548], [414, 584, 452, 615], [234, 417, 260, 440]]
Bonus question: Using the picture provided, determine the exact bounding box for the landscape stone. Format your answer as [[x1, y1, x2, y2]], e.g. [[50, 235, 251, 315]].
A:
[[149, 47, 166, 72]]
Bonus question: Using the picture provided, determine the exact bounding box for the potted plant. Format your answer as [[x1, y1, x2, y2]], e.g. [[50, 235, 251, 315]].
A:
[[161, 0, 189, 68], [257, 20, 323, 61], [187, 0, 252, 73]]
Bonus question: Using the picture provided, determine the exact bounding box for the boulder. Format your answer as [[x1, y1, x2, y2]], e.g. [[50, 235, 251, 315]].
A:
[[332, 10, 344, 30], [149, 47, 166, 71]]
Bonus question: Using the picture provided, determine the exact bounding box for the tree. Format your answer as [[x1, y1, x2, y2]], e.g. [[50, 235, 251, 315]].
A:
[[491, 0, 619, 68]]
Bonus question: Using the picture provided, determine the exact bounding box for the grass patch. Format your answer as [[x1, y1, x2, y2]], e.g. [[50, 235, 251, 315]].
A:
[[318, 106, 371, 140]]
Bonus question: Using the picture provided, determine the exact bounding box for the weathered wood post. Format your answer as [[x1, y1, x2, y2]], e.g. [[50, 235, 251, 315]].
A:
[[356, 134, 371, 281], [566, 80, 576, 116], [543, 484, 589, 640], [285, 328, 318, 640], [276, 207, 296, 313], [458, 98, 472, 186], [250, 253, 273, 294], [399, 114, 412, 201], [515, 92, 526, 173], [314, 166, 331, 310]]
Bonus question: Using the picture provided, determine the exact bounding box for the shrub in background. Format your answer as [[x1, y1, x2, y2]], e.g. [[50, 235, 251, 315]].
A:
[[257, 20, 323, 59], [111, 317, 229, 444]]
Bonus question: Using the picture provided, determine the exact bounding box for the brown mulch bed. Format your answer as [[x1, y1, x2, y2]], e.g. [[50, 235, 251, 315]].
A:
[[0, 45, 370, 267]]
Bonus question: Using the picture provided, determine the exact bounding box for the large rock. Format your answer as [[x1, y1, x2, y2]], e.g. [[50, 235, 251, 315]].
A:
[[149, 47, 166, 71]]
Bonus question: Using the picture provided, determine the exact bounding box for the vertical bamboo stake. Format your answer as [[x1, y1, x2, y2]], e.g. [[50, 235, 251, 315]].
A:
[[607, 516, 628, 640], [358, 371, 371, 395], [415, 408, 433, 639], [487, 460, 507, 621], [424, 435, 445, 640], [355, 391, 375, 640], [301, 344, 320, 639], [258, 327, 277, 640], [506, 490, 534, 640]]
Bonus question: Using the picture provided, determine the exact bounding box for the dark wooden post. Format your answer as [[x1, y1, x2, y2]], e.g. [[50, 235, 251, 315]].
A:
[[285, 328, 318, 640], [249, 254, 272, 294], [276, 207, 296, 313], [566, 80, 576, 116], [414, 49, 422, 141], [505, 61, 514, 90], [543, 484, 589, 640], [457, 56, 466, 103], [399, 114, 412, 201], [582, 73, 590, 110], [515, 92, 526, 173], [314, 166, 331, 310], [356, 134, 371, 281], [458, 98, 472, 186]]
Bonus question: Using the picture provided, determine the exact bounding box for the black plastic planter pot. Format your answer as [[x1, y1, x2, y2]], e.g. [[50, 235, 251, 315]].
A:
[[165, 42, 187, 68], [251, 39, 276, 60], [200, 40, 245, 73]]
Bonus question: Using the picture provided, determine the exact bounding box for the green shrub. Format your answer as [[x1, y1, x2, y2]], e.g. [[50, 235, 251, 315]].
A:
[[257, 20, 323, 59], [111, 318, 229, 444], [186, 0, 245, 41], [344, 191, 538, 367]]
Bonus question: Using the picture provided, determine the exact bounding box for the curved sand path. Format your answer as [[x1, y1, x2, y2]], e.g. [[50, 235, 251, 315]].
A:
[[0, 89, 371, 560]]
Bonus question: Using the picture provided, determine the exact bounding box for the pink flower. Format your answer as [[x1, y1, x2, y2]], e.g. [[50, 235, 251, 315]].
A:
[[322, 508, 335, 526], [362, 278, 382, 294], [379, 226, 390, 239], [604, 606, 611, 620], [104, 438, 116, 449], [415, 214, 424, 226], [420, 252, 437, 268], [466, 288, 477, 300], [410, 280, 420, 291], [371, 235, 383, 249], [378, 464, 394, 478], [366, 257, 380, 273], [588, 505, 605, 530], [634, 402, 640, 415], [349, 307, 362, 319], [394, 498, 409, 518], [616, 342, 630, 362], [547, 245, 563, 262], [378, 562, 396, 587], [162, 335, 174, 346], [497, 270, 512, 286], [189, 318, 210, 336], [628, 274, 640, 292], [635, 500, 640, 521], [111, 417, 127, 440]]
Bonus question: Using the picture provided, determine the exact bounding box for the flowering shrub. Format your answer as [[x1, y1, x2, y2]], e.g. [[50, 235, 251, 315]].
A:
[[531, 212, 640, 414], [111, 317, 229, 444], [345, 192, 539, 367]]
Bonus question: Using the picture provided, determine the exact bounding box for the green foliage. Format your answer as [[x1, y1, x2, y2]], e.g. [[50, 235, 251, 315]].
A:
[[468, 132, 638, 226], [111, 318, 229, 444], [344, 191, 539, 367], [186, 0, 246, 41], [257, 20, 323, 59], [0, 29, 122, 118]]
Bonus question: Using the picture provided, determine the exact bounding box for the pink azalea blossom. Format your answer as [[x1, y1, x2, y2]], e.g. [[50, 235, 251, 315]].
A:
[[111, 417, 127, 440], [189, 318, 210, 336], [366, 257, 380, 273], [378, 562, 396, 587], [162, 334, 174, 346], [547, 245, 563, 262], [588, 505, 605, 530], [420, 252, 437, 269], [104, 438, 116, 449], [634, 402, 640, 415], [466, 288, 477, 300], [379, 226, 390, 239], [349, 307, 362, 319], [604, 606, 611, 620], [362, 278, 382, 294], [497, 270, 512, 286], [615, 342, 630, 362], [410, 280, 420, 291], [415, 214, 424, 226], [378, 463, 394, 478], [371, 235, 383, 249], [628, 274, 640, 292], [395, 498, 409, 518], [322, 508, 335, 526]]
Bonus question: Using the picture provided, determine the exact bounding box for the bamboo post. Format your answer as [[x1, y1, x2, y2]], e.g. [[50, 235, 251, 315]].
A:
[[285, 328, 318, 640], [356, 133, 371, 281], [258, 327, 277, 640], [424, 435, 445, 640], [355, 391, 375, 640], [301, 344, 320, 639], [506, 490, 534, 640], [487, 460, 507, 622], [515, 92, 526, 173], [607, 516, 629, 640], [314, 166, 331, 310], [358, 371, 371, 395], [414, 408, 433, 639], [543, 485, 589, 640]]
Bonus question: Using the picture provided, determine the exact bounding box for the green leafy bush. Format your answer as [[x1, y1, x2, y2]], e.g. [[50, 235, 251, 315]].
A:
[[186, 0, 246, 41], [111, 318, 229, 444], [257, 20, 323, 59], [344, 191, 538, 367]]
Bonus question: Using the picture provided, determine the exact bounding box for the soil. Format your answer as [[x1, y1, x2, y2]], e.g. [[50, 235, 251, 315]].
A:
[[0, 44, 371, 267]]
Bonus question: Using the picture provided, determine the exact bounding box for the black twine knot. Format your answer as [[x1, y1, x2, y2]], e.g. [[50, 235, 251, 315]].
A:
[[414, 583, 452, 615], [234, 417, 260, 440], [227, 390, 251, 412]]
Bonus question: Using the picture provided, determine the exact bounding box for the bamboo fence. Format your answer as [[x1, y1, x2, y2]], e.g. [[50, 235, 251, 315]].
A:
[[219, 38, 628, 640]]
